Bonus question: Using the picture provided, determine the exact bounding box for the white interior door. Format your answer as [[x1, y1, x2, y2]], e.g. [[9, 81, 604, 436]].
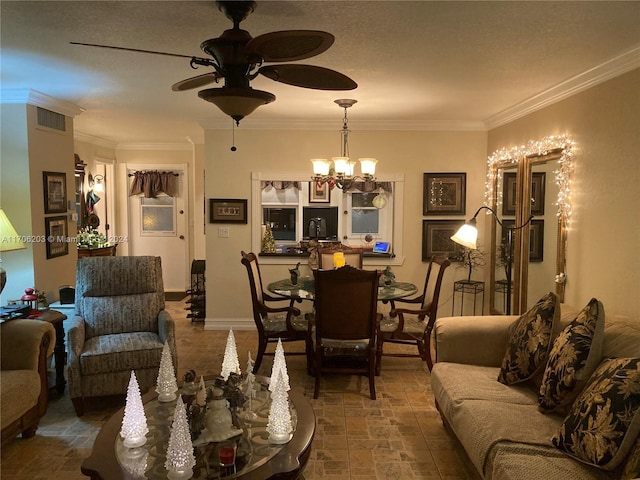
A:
[[127, 164, 188, 293]]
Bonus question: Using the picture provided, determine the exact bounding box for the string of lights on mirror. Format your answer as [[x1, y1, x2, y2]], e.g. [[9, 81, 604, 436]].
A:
[[485, 134, 574, 223]]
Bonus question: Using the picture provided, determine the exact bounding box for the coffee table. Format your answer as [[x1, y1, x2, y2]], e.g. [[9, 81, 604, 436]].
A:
[[81, 377, 315, 479]]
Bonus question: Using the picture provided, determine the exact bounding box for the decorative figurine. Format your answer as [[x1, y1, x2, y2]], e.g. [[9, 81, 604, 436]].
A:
[[289, 262, 300, 285]]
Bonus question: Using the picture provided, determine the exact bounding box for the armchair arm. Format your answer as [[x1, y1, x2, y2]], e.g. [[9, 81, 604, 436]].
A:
[[434, 315, 517, 367], [1, 319, 55, 371], [66, 315, 87, 399], [388, 306, 428, 332], [260, 300, 301, 333]]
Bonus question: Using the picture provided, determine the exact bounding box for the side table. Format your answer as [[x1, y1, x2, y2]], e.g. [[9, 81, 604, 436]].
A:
[[452, 280, 485, 316], [30, 310, 67, 394]]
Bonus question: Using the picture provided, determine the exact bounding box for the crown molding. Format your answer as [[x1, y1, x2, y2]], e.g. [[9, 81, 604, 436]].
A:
[[485, 44, 640, 130], [115, 142, 195, 151], [0, 89, 85, 117], [74, 131, 117, 149]]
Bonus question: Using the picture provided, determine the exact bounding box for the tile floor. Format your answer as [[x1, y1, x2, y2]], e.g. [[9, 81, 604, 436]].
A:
[[0, 300, 476, 479]]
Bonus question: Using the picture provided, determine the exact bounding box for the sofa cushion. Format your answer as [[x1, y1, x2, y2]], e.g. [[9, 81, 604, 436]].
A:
[[0, 370, 40, 428], [488, 443, 619, 480], [552, 357, 640, 470], [449, 399, 564, 475], [431, 363, 538, 420], [498, 292, 559, 385], [538, 298, 605, 413], [80, 332, 164, 375]]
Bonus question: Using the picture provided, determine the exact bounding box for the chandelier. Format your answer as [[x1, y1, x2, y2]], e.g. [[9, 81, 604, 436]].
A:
[[311, 99, 377, 190]]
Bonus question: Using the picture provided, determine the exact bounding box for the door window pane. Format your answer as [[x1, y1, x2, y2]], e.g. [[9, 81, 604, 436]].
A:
[[141, 197, 175, 235], [263, 207, 297, 241]]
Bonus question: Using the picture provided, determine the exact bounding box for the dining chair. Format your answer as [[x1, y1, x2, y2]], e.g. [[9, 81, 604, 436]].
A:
[[240, 251, 309, 373], [317, 247, 363, 269], [377, 255, 451, 372], [310, 265, 381, 399]]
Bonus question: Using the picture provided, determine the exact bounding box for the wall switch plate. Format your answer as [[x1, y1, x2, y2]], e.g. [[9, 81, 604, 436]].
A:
[[218, 227, 230, 238]]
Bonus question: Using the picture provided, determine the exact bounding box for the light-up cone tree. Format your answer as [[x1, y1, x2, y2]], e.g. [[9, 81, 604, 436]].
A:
[[156, 342, 178, 402], [120, 370, 149, 448], [269, 338, 290, 392], [165, 397, 196, 480], [221, 329, 241, 381], [266, 370, 293, 444], [242, 352, 258, 420]]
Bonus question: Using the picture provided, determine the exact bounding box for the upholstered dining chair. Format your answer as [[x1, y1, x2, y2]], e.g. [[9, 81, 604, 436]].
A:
[[68, 256, 176, 416], [317, 247, 363, 269], [310, 265, 381, 399], [240, 251, 308, 373], [377, 255, 451, 372]]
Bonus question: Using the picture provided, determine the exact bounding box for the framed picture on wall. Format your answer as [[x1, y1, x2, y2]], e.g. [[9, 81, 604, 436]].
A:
[[422, 220, 465, 261], [209, 198, 248, 224], [423, 173, 466, 215], [502, 172, 546, 216], [309, 181, 331, 203], [502, 219, 545, 262], [45, 216, 69, 259], [43, 171, 67, 214]]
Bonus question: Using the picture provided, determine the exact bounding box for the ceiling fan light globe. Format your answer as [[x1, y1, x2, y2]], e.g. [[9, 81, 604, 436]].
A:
[[198, 87, 275, 123]]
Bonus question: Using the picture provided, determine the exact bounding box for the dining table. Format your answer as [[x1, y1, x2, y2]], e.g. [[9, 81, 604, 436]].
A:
[[266, 275, 418, 302]]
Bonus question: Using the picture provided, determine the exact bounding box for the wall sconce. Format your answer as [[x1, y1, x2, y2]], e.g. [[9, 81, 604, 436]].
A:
[[88, 174, 104, 192]]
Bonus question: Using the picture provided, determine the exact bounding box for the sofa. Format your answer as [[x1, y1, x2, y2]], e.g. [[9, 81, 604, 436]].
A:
[[431, 300, 640, 480], [1, 319, 55, 445]]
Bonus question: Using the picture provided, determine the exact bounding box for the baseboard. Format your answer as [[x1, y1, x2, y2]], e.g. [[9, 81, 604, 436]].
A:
[[204, 317, 255, 331], [165, 291, 188, 301]]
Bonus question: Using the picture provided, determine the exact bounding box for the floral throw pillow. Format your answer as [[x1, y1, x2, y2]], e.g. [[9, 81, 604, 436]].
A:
[[497, 292, 559, 385], [538, 298, 605, 413], [552, 357, 640, 470]]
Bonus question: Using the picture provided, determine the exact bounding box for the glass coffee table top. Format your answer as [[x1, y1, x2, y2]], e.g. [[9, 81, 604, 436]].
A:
[[82, 378, 315, 480]]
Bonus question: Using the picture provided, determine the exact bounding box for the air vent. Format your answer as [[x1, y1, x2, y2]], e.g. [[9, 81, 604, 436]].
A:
[[36, 107, 66, 131]]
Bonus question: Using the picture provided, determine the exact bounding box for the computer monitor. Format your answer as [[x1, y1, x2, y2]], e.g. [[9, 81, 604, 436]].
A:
[[373, 241, 390, 254]]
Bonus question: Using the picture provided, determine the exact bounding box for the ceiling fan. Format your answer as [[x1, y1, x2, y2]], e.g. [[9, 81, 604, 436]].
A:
[[71, 0, 357, 125]]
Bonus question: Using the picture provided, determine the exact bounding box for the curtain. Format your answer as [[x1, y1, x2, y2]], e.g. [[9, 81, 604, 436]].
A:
[[129, 171, 177, 197], [345, 181, 393, 193], [261, 181, 300, 191]]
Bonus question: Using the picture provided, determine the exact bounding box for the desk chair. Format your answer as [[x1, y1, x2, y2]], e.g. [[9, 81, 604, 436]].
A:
[[317, 247, 363, 269], [240, 251, 308, 373], [378, 255, 451, 372], [310, 265, 381, 399]]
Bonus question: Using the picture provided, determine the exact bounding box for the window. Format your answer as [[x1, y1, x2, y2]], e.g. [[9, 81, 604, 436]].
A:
[[251, 172, 404, 265], [140, 196, 175, 235]]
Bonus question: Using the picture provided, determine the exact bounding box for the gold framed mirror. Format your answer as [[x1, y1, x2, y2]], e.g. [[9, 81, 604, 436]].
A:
[[487, 136, 574, 314]]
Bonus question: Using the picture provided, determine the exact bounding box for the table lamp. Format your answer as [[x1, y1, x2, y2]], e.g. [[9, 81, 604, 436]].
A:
[[0, 209, 26, 294], [450, 206, 532, 314]]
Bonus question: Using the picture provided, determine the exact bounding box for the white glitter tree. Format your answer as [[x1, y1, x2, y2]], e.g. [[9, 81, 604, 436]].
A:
[[195, 375, 207, 406], [269, 338, 290, 392], [266, 370, 292, 444], [156, 342, 178, 402], [241, 352, 258, 420], [165, 397, 196, 480], [221, 329, 241, 381], [120, 370, 149, 448]]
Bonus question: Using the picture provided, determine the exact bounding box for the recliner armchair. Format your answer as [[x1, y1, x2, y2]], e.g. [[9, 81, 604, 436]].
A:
[[68, 256, 176, 416]]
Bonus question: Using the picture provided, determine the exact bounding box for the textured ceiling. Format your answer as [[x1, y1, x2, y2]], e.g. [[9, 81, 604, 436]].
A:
[[1, 1, 639, 145]]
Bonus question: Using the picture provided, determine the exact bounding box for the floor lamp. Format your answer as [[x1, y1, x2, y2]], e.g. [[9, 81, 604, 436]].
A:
[[0, 209, 27, 294], [451, 206, 533, 315]]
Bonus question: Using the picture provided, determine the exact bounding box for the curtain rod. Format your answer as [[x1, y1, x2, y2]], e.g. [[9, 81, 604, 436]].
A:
[[128, 171, 179, 177]]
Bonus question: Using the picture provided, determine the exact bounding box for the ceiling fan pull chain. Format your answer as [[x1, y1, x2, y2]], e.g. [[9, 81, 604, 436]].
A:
[[231, 120, 237, 152]]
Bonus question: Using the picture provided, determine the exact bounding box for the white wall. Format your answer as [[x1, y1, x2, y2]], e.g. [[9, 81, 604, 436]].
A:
[[488, 68, 640, 318]]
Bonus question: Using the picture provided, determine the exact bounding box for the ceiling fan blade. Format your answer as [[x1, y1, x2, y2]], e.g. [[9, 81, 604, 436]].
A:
[[246, 31, 334, 62], [172, 72, 220, 91], [259, 64, 357, 91], [70, 42, 210, 62]]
